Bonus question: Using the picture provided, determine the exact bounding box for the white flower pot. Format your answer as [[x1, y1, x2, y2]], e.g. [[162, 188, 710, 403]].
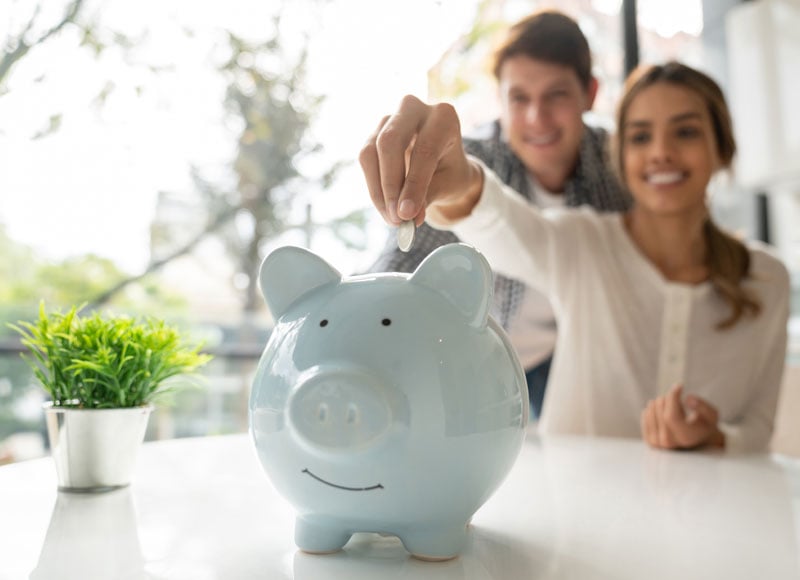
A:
[[43, 403, 153, 492]]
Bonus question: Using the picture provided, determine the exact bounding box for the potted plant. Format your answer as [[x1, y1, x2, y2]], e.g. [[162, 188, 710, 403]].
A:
[[10, 303, 212, 492]]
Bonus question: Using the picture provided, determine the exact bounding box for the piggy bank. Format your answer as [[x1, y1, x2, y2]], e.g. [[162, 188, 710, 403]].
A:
[[249, 243, 527, 561]]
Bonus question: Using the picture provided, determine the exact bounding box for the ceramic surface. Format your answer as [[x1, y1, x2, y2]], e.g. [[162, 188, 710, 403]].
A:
[[249, 243, 528, 560]]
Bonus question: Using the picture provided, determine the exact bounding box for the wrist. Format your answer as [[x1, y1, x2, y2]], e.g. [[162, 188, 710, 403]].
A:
[[427, 160, 484, 225]]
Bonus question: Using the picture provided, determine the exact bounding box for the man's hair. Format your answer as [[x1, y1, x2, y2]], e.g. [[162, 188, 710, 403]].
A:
[[491, 10, 593, 89]]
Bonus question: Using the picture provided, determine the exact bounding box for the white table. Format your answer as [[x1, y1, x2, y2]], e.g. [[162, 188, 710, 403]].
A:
[[1, 431, 799, 580]]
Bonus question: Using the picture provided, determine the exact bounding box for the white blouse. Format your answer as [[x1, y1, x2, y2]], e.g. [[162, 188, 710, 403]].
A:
[[440, 162, 790, 452]]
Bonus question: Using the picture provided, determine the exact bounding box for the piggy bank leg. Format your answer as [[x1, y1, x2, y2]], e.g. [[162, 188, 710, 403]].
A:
[[400, 523, 468, 561], [295, 517, 352, 554]]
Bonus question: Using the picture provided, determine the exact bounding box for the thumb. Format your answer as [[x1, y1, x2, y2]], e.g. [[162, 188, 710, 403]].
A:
[[685, 395, 718, 426]]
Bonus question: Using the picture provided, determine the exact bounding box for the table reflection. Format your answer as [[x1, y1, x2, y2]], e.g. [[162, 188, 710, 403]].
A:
[[291, 527, 541, 580], [31, 488, 146, 580]]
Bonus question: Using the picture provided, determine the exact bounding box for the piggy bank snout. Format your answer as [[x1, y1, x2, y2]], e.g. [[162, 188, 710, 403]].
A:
[[288, 370, 396, 452]]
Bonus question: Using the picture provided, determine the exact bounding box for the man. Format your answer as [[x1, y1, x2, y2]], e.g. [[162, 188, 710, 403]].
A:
[[366, 10, 630, 418]]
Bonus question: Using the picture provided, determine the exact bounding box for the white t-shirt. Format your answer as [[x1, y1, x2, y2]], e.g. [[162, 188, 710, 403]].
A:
[[439, 162, 790, 453]]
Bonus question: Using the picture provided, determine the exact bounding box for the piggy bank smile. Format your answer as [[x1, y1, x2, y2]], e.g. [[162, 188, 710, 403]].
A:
[[301, 468, 384, 492]]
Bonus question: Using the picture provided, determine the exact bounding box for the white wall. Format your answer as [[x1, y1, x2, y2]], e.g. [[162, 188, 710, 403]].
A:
[[726, 0, 800, 190]]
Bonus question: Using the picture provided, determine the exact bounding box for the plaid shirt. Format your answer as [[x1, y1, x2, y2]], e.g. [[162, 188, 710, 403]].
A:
[[367, 120, 631, 329]]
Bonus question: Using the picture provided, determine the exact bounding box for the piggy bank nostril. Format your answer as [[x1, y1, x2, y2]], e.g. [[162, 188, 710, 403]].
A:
[[346, 403, 360, 425], [317, 403, 329, 423]]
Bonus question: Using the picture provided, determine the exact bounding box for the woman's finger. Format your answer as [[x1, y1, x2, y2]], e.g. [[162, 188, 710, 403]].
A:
[[663, 384, 685, 428], [642, 401, 657, 446], [399, 101, 462, 221], [374, 95, 432, 224], [359, 115, 392, 223], [655, 397, 675, 449], [685, 395, 719, 427]]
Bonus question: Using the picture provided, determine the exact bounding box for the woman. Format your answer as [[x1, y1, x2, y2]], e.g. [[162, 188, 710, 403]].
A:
[[360, 62, 789, 453]]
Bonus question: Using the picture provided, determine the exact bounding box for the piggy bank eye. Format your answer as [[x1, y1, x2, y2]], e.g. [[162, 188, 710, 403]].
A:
[[381, 318, 391, 326], [319, 319, 329, 327]]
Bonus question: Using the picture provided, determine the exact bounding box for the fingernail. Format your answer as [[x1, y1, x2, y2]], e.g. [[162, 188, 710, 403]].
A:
[[685, 396, 698, 408], [398, 199, 417, 220]]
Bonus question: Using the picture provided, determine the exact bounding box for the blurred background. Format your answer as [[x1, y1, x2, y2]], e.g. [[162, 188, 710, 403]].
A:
[[1, 0, 798, 463]]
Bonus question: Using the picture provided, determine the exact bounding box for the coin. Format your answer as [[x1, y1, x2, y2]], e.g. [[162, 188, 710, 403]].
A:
[[397, 220, 416, 253]]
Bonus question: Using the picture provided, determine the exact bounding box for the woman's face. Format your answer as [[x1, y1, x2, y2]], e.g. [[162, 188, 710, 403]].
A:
[[622, 82, 721, 219]]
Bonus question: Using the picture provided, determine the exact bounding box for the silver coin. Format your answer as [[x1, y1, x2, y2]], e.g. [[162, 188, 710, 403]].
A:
[[396, 220, 416, 252]]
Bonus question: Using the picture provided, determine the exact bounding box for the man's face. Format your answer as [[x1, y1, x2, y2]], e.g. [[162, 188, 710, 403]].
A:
[[497, 56, 597, 190]]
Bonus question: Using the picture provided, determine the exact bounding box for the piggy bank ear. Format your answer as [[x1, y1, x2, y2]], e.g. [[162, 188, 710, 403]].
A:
[[258, 246, 341, 318], [410, 243, 492, 328]]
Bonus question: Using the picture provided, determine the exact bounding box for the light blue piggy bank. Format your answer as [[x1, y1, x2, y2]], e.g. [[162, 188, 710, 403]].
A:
[[249, 243, 527, 561]]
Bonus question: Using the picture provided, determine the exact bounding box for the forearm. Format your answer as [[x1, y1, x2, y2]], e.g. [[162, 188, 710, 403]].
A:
[[429, 158, 560, 293], [426, 159, 485, 225], [720, 293, 789, 454], [718, 415, 775, 453]]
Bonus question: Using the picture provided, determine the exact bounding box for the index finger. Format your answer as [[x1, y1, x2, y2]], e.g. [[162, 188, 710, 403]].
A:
[[664, 384, 685, 426], [359, 115, 392, 223], [398, 101, 461, 221], [373, 95, 432, 224], [685, 395, 719, 426]]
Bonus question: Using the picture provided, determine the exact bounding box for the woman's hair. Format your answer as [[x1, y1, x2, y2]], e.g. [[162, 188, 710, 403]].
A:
[[612, 61, 760, 329], [491, 10, 593, 90]]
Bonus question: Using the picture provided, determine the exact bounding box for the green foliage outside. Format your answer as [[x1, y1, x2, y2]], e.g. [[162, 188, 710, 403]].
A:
[[0, 0, 369, 445], [0, 224, 187, 338]]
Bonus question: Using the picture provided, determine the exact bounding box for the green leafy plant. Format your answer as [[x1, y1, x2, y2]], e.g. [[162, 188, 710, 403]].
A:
[[9, 304, 212, 409]]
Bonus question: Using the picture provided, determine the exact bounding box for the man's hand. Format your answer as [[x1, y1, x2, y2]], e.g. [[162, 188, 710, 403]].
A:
[[641, 384, 725, 450], [359, 95, 483, 227]]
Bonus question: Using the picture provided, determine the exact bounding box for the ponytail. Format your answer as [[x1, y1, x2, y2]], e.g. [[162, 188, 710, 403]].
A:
[[703, 219, 761, 329]]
